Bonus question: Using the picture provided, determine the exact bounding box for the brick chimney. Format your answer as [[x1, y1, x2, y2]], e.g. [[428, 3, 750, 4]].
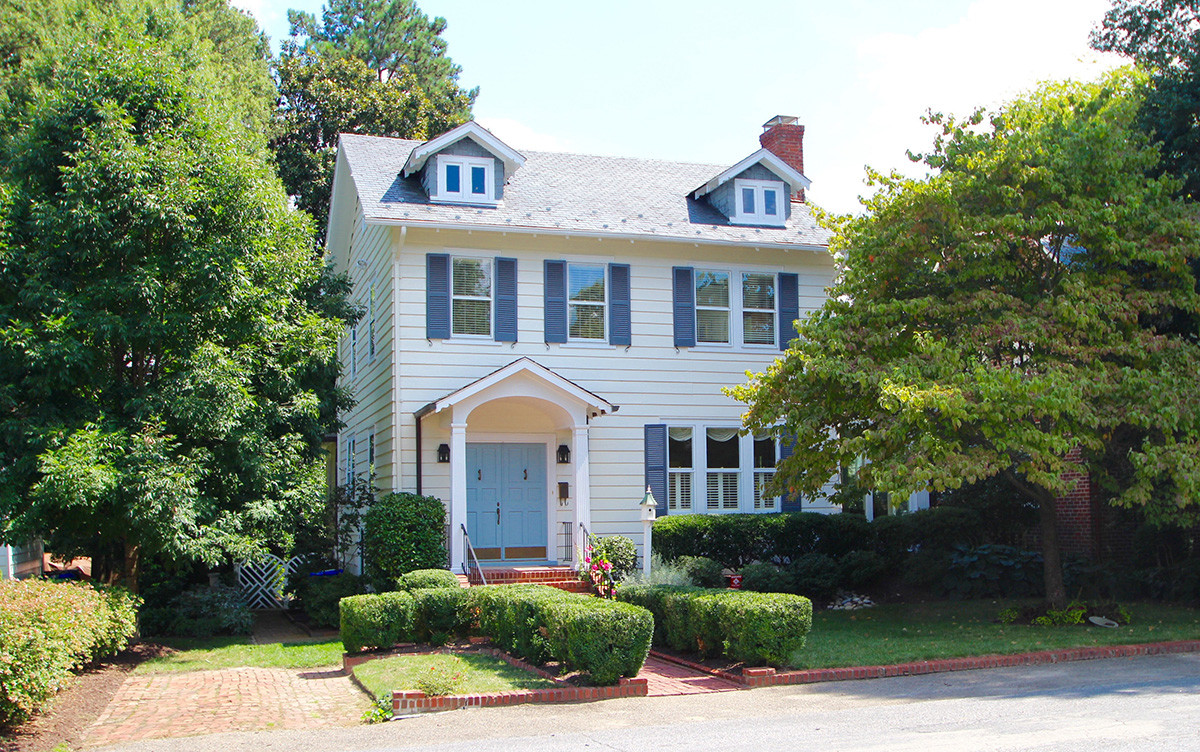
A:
[[759, 115, 805, 202]]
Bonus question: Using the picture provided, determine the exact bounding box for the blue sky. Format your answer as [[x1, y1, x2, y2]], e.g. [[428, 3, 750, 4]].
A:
[[233, 0, 1124, 214]]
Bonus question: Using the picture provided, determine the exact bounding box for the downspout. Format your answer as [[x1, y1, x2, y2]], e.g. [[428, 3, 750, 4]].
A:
[[415, 414, 422, 495]]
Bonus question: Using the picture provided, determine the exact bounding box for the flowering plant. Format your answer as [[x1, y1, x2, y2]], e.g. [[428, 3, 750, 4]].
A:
[[578, 536, 616, 598]]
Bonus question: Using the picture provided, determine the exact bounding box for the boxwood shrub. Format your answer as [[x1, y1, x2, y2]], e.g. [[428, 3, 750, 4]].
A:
[[410, 587, 471, 644], [616, 584, 812, 667], [361, 492, 448, 591], [396, 568, 461, 591], [339, 591, 416, 653], [0, 580, 139, 727]]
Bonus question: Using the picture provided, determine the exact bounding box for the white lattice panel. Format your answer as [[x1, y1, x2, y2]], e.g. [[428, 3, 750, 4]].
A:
[[236, 555, 304, 609]]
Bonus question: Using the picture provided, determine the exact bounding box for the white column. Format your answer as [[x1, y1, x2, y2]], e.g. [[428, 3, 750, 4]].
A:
[[572, 425, 591, 560], [449, 419, 468, 572]]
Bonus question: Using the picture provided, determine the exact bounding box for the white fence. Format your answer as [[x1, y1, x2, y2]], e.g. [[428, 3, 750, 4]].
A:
[[234, 555, 305, 609]]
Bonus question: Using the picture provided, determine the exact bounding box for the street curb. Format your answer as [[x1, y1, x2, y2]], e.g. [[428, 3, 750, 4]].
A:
[[650, 639, 1200, 687]]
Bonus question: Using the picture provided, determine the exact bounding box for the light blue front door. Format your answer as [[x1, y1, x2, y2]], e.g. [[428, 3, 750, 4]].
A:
[[465, 443, 547, 560]]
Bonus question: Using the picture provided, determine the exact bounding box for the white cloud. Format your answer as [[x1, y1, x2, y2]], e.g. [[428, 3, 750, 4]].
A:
[[816, 0, 1125, 214], [476, 117, 575, 153]]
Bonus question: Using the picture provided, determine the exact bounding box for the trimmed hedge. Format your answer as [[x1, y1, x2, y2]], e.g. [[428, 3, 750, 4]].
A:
[[339, 591, 416, 653], [0, 580, 139, 727], [342, 584, 652, 685], [396, 568, 461, 591], [362, 492, 448, 591], [617, 584, 812, 667]]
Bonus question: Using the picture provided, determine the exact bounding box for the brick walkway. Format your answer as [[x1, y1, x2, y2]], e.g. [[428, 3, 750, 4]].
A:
[[638, 656, 741, 696], [82, 667, 371, 747]]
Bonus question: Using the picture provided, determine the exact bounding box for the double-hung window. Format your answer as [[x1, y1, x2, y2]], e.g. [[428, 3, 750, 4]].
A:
[[367, 281, 376, 361], [689, 269, 777, 347], [733, 179, 786, 226], [668, 428, 694, 512], [348, 325, 357, 378], [657, 425, 780, 514], [695, 271, 730, 344], [753, 432, 780, 512], [568, 264, 606, 340], [435, 154, 495, 204], [706, 428, 740, 511], [345, 435, 356, 487], [741, 272, 776, 346], [451, 257, 492, 336]]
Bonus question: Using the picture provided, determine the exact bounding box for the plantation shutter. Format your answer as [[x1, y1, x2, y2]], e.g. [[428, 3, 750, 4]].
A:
[[494, 257, 518, 342], [672, 266, 695, 347], [544, 260, 567, 343], [644, 424, 668, 517], [778, 272, 799, 351], [778, 436, 801, 512], [426, 253, 450, 339], [609, 263, 631, 346]]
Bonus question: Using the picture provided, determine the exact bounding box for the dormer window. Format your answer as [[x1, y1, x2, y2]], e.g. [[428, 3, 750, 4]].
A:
[[733, 179, 785, 226], [434, 154, 495, 204]]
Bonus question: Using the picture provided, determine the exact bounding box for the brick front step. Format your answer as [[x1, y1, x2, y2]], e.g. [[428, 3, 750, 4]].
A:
[[467, 565, 579, 586]]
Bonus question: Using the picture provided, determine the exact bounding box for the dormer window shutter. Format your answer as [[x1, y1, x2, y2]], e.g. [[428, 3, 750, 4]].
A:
[[672, 267, 696, 347], [644, 424, 668, 517], [609, 263, 631, 346], [544, 260, 567, 343], [426, 253, 450, 339], [778, 272, 799, 351], [495, 257, 518, 342]]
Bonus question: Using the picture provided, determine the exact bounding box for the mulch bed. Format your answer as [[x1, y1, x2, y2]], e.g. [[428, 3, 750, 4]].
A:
[[1, 643, 167, 752]]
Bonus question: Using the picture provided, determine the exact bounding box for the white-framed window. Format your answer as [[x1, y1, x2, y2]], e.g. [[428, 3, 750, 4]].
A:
[[741, 272, 776, 346], [694, 268, 777, 347], [695, 270, 730, 344], [706, 428, 740, 511], [345, 435, 357, 487], [367, 430, 376, 479], [665, 425, 780, 515], [367, 281, 376, 361], [733, 179, 786, 226], [568, 263, 606, 340], [753, 432, 780, 512], [668, 427, 694, 513], [451, 257, 492, 336], [434, 154, 495, 204], [348, 325, 357, 378]]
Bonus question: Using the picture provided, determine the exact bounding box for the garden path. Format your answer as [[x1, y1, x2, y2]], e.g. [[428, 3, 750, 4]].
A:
[[638, 656, 741, 696], [82, 666, 371, 747]]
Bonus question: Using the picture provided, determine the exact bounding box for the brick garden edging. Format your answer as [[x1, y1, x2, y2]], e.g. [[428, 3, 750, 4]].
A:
[[651, 639, 1200, 688], [341, 645, 649, 715]]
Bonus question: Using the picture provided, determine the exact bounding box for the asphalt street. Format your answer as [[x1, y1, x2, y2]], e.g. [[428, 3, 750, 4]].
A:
[[96, 652, 1200, 752]]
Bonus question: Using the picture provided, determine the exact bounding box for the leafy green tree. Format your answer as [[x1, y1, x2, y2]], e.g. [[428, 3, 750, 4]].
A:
[[0, 2, 351, 590], [1092, 0, 1200, 199], [728, 72, 1200, 609], [273, 0, 475, 234]]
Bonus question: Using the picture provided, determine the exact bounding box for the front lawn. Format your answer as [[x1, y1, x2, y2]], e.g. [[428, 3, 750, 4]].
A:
[[135, 637, 345, 674], [352, 652, 557, 700], [792, 600, 1200, 670]]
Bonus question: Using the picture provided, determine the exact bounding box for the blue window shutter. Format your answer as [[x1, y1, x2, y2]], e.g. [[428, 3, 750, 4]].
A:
[[495, 257, 518, 342], [779, 437, 801, 512], [544, 260, 567, 343], [426, 253, 450, 339], [609, 263, 631, 346], [672, 267, 695, 347], [644, 424, 668, 517], [778, 272, 799, 351]]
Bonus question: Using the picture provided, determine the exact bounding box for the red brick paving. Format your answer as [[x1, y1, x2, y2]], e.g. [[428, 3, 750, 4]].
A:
[[638, 656, 741, 696], [82, 667, 371, 747]]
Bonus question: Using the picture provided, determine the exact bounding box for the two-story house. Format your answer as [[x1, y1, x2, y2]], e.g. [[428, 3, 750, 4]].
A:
[[326, 115, 921, 574]]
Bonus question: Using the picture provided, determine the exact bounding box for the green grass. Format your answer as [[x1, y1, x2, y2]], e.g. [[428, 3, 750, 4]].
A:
[[352, 653, 557, 700], [790, 600, 1200, 669], [135, 636, 345, 674]]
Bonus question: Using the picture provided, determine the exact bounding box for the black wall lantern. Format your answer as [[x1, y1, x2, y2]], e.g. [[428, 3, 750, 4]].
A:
[[556, 444, 571, 464], [436, 443, 450, 463]]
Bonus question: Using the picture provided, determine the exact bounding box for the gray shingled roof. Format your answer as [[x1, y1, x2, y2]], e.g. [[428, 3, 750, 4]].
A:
[[339, 133, 832, 248]]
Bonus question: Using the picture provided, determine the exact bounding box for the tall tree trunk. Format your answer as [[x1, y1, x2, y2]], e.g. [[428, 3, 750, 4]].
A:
[[123, 539, 141, 594], [1037, 490, 1067, 610], [1003, 471, 1067, 610]]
